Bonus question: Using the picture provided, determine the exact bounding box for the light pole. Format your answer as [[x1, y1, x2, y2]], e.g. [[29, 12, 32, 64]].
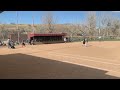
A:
[[98, 11, 102, 42], [99, 12, 101, 37], [16, 11, 20, 43], [32, 16, 35, 41]]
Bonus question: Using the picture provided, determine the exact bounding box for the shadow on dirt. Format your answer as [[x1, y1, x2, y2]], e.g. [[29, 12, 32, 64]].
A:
[[0, 53, 119, 79]]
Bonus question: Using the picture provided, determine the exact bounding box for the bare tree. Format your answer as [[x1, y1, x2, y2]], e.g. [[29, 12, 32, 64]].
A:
[[87, 11, 96, 36], [100, 11, 117, 37], [110, 15, 120, 36], [42, 11, 57, 33], [94, 11, 120, 40], [0, 24, 7, 40]]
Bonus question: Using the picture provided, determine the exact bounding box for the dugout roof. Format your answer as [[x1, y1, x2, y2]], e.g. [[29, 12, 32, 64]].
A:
[[28, 33, 67, 37]]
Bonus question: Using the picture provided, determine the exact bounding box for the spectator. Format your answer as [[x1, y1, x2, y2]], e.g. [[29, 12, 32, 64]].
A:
[[64, 37, 67, 43], [0, 40, 2, 46], [31, 40, 34, 45], [7, 38, 11, 48], [10, 40, 15, 49], [83, 38, 86, 46], [22, 40, 26, 47]]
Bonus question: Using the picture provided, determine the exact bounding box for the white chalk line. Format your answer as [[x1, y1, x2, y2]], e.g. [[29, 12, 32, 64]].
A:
[[22, 47, 120, 65], [49, 52, 120, 62], [46, 53, 120, 76], [48, 52, 120, 66], [28, 51, 120, 74], [2, 45, 120, 77], [6, 45, 119, 64]]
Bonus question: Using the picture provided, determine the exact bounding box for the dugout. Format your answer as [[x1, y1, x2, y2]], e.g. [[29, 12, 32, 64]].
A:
[[28, 33, 67, 44]]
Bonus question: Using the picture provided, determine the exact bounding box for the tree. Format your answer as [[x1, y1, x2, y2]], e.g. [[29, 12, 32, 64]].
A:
[[100, 11, 120, 37], [0, 24, 6, 40], [87, 11, 96, 36], [42, 11, 57, 33], [111, 17, 120, 36]]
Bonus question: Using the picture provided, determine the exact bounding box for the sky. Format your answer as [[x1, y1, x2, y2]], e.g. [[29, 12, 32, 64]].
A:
[[0, 11, 120, 24]]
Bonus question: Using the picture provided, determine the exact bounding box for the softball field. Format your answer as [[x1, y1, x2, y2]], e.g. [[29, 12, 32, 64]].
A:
[[0, 41, 120, 79]]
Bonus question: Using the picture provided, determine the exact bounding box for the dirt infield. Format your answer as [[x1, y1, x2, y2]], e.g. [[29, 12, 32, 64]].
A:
[[0, 41, 120, 79]]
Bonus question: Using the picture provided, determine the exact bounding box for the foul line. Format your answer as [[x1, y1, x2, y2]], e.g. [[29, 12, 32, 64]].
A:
[[49, 52, 119, 62], [48, 52, 120, 66], [47, 52, 120, 75]]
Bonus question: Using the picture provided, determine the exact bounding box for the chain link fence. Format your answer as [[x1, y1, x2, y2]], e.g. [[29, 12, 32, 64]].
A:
[[67, 36, 120, 42]]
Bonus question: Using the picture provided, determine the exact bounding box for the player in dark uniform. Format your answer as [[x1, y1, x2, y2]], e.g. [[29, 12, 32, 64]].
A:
[[83, 38, 86, 46], [22, 40, 26, 47]]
